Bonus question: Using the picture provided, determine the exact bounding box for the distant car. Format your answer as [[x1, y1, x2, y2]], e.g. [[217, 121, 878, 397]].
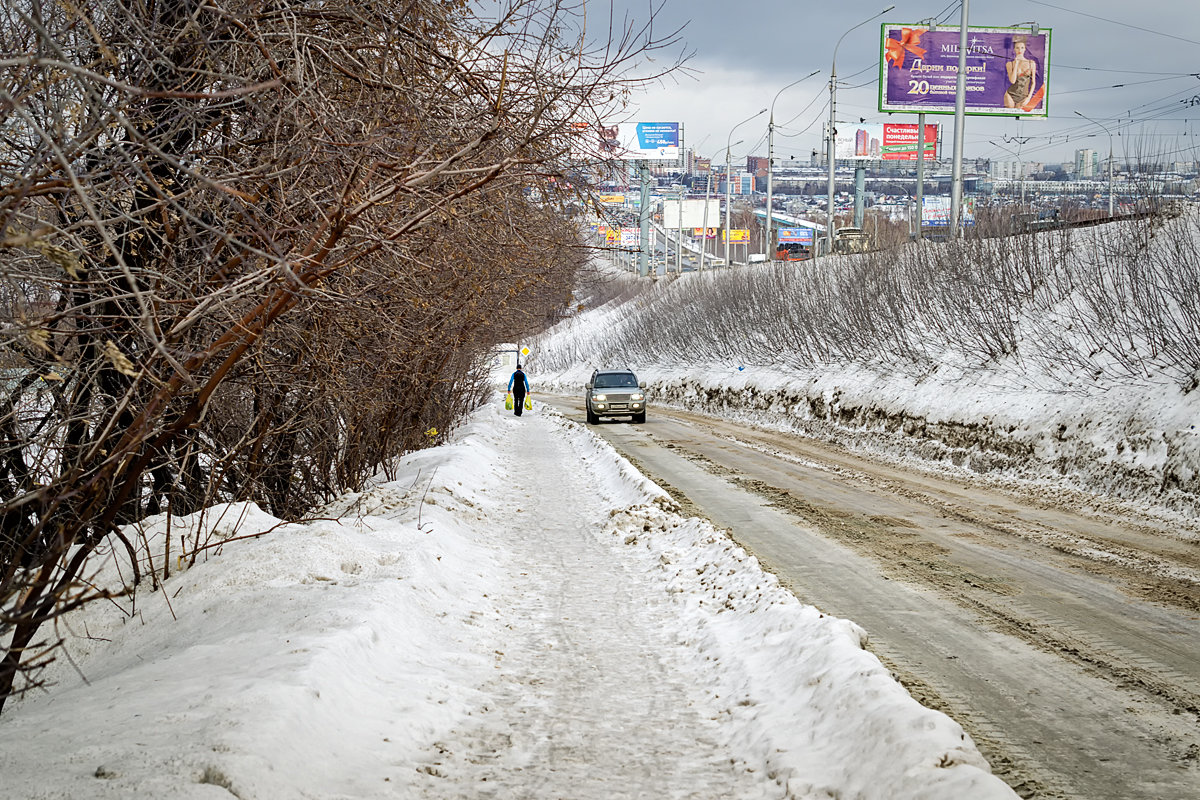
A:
[[585, 369, 647, 424]]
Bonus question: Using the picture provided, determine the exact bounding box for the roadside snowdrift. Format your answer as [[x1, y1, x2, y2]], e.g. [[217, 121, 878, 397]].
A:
[[538, 362, 1200, 528]]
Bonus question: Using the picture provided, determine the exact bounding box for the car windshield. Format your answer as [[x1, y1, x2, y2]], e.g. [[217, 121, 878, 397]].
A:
[[594, 374, 638, 389]]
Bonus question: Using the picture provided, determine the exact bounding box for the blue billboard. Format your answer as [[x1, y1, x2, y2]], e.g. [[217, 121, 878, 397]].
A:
[[617, 122, 680, 160], [778, 228, 814, 244]]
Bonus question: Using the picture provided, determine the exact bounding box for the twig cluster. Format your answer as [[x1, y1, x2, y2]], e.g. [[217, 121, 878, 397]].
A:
[[0, 0, 687, 709], [537, 212, 1200, 392]]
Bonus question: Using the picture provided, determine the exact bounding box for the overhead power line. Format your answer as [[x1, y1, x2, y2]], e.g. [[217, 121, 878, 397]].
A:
[[1026, 0, 1200, 47], [1057, 64, 1200, 77]]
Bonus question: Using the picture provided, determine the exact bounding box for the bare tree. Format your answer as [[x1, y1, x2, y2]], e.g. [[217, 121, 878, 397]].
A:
[[0, 0, 685, 711]]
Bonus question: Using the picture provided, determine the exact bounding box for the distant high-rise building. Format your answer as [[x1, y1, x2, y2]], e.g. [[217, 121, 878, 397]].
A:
[[1075, 148, 1099, 178], [990, 160, 1026, 180], [855, 128, 870, 157], [721, 172, 754, 196]]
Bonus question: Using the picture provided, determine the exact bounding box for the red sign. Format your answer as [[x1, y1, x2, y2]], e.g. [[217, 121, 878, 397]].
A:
[[837, 123, 939, 160], [881, 123, 939, 160]]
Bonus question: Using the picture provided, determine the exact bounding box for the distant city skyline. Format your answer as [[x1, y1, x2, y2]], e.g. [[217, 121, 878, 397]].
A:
[[599, 0, 1200, 168]]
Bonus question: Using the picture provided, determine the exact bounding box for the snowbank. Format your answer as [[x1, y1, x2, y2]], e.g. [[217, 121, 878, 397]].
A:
[[534, 360, 1200, 530]]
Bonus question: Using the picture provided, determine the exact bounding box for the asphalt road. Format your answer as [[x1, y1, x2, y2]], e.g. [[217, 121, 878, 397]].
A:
[[541, 395, 1200, 800]]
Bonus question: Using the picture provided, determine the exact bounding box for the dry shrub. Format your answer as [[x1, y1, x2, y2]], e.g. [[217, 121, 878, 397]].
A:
[[0, 0, 685, 709], [535, 210, 1199, 394]]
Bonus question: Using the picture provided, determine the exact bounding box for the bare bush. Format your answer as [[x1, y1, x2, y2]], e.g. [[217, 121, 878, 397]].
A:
[[534, 208, 1199, 399], [0, 0, 684, 710], [1070, 211, 1200, 384]]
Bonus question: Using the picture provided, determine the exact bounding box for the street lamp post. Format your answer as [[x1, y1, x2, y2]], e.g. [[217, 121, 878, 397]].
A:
[[1075, 110, 1115, 215], [827, 6, 894, 257], [725, 108, 767, 268], [699, 160, 713, 272], [766, 70, 820, 258], [700, 146, 732, 272], [948, 0, 969, 238]]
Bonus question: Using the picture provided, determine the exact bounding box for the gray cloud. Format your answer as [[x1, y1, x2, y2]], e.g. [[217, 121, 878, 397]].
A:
[[600, 0, 1200, 164]]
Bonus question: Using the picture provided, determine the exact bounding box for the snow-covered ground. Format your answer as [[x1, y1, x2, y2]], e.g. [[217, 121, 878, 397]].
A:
[[0, 401, 1016, 799], [534, 359, 1200, 535], [7, 219, 1198, 799], [537, 215, 1200, 529]]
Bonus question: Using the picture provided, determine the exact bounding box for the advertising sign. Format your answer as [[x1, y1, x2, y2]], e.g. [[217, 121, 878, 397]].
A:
[[722, 229, 750, 243], [596, 194, 626, 204], [834, 123, 939, 161], [693, 227, 718, 239], [879, 25, 1051, 117], [778, 228, 814, 245], [922, 196, 976, 226], [617, 122, 680, 160], [620, 228, 641, 246], [664, 199, 720, 229], [571, 121, 681, 161]]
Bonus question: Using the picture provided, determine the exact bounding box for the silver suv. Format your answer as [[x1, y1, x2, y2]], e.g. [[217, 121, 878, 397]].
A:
[[585, 369, 647, 424]]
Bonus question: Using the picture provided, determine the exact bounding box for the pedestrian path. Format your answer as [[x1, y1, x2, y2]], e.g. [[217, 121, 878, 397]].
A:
[[408, 412, 783, 799]]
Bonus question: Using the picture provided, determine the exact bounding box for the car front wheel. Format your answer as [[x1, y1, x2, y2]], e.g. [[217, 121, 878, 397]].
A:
[[586, 406, 600, 425]]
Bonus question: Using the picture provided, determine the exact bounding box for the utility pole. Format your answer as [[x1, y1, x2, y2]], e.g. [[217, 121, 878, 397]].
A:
[[724, 110, 765, 267], [1007, 134, 1031, 206], [992, 135, 1031, 206], [1075, 111, 1115, 216], [699, 160, 712, 271], [637, 161, 651, 277], [827, 6, 894, 257], [949, 0, 969, 238], [766, 110, 776, 257], [676, 184, 684, 274], [915, 112, 926, 238], [766, 71, 819, 258]]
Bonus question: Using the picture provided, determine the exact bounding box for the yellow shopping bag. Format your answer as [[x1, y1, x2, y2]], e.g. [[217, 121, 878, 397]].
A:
[[523, 394, 533, 411], [504, 392, 514, 410]]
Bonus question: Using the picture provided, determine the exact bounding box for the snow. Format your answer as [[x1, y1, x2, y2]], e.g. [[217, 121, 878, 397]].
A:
[[8, 219, 1199, 798], [533, 343, 1200, 533], [545, 212, 1200, 530], [0, 401, 1015, 799]]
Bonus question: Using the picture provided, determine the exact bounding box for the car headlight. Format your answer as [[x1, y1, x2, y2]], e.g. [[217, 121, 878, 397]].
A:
[[629, 393, 644, 401], [591, 393, 606, 401]]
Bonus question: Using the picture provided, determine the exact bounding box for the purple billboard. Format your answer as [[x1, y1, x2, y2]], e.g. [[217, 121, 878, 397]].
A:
[[879, 25, 1051, 118]]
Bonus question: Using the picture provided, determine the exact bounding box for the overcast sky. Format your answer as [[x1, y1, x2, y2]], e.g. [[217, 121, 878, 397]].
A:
[[598, 0, 1200, 168]]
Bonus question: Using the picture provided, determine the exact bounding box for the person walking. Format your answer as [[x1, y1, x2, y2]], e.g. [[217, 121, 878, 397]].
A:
[[508, 364, 530, 417]]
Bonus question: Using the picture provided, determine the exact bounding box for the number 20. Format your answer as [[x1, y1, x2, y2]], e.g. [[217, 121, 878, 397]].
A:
[[907, 80, 930, 95]]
